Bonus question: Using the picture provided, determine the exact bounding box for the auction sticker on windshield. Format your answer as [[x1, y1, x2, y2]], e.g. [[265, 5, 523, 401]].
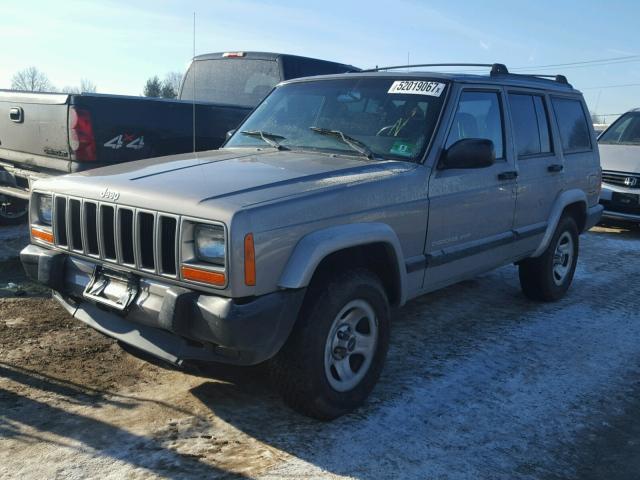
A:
[[388, 81, 445, 97]]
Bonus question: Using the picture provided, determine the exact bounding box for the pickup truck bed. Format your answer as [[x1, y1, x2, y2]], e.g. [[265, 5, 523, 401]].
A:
[[0, 92, 251, 221]]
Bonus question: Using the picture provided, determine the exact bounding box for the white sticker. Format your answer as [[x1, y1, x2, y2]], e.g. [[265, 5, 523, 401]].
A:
[[387, 80, 446, 97]]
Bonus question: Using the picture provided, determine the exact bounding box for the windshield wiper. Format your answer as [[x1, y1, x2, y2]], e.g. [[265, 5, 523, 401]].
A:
[[241, 130, 288, 150], [309, 127, 376, 160]]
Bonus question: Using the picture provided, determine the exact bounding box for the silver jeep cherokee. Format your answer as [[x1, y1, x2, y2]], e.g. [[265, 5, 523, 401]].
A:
[[21, 63, 602, 419]]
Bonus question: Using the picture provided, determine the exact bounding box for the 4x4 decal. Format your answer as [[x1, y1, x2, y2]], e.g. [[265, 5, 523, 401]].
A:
[[104, 134, 145, 150]]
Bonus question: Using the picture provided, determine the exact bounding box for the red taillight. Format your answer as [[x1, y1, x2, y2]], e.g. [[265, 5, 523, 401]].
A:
[[222, 52, 245, 58], [69, 107, 96, 161]]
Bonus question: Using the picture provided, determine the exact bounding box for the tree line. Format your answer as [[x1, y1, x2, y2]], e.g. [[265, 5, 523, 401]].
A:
[[11, 67, 96, 94], [142, 72, 183, 98], [9, 66, 184, 98]]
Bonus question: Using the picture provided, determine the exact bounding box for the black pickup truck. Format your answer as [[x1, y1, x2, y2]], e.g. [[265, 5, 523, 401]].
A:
[[0, 51, 358, 223]]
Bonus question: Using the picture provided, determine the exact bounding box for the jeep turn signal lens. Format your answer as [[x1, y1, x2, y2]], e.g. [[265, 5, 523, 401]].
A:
[[244, 233, 256, 286], [31, 226, 54, 244], [181, 265, 226, 286]]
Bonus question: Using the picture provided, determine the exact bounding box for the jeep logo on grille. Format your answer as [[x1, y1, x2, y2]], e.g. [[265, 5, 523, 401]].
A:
[[100, 187, 120, 201], [624, 177, 638, 187]]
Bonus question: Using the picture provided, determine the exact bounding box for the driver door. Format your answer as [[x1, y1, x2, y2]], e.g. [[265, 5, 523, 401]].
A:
[[423, 87, 517, 291]]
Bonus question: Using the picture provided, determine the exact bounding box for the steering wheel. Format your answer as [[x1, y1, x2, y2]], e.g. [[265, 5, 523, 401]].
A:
[[376, 125, 395, 136]]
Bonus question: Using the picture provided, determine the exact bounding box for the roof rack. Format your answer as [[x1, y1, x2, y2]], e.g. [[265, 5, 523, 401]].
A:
[[510, 73, 569, 85], [361, 63, 571, 85], [362, 63, 509, 75]]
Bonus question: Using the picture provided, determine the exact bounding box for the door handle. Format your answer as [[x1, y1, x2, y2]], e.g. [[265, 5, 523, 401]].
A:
[[548, 164, 564, 173], [9, 107, 23, 123], [498, 171, 518, 181]]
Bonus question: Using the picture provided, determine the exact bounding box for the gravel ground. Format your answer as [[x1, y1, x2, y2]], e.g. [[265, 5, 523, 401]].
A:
[[1, 224, 639, 479]]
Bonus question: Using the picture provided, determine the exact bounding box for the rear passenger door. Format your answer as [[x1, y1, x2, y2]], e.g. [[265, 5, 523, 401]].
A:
[[549, 96, 597, 205], [507, 91, 562, 243], [424, 87, 517, 291]]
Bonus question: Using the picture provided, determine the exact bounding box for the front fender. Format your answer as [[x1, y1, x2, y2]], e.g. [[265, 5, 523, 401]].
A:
[[531, 189, 587, 257], [278, 222, 408, 305]]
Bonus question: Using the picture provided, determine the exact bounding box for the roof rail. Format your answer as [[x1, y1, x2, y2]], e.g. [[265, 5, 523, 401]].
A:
[[362, 63, 509, 75], [361, 63, 571, 86], [516, 73, 569, 85]]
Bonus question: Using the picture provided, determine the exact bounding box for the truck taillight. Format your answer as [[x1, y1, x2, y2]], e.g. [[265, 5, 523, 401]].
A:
[[69, 107, 96, 161]]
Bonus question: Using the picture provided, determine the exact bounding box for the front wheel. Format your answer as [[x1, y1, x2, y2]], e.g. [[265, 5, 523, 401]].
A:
[[271, 269, 390, 420], [0, 196, 28, 225], [519, 216, 579, 302]]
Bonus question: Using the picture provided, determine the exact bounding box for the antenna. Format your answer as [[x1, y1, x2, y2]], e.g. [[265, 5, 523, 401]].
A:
[[192, 11, 196, 154]]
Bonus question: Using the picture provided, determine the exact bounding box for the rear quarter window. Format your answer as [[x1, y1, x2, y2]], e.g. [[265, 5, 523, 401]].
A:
[[551, 97, 592, 153]]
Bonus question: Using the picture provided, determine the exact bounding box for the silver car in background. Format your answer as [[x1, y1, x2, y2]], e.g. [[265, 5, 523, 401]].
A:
[[599, 108, 640, 223]]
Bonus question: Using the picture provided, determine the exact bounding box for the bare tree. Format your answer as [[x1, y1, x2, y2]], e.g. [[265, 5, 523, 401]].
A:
[[11, 67, 54, 92], [61, 79, 97, 94], [80, 78, 97, 93], [61, 85, 81, 94], [164, 72, 183, 96]]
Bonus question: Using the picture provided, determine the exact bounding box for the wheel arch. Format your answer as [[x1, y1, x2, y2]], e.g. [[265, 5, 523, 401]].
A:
[[278, 223, 407, 306], [531, 189, 588, 258]]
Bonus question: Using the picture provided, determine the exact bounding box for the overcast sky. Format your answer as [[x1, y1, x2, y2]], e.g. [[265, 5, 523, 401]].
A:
[[2, 0, 638, 121]]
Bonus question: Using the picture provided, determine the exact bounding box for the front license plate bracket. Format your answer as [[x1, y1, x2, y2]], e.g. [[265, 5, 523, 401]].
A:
[[83, 266, 139, 312]]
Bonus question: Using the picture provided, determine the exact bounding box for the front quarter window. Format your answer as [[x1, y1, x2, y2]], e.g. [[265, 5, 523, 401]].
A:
[[225, 77, 448, 162]]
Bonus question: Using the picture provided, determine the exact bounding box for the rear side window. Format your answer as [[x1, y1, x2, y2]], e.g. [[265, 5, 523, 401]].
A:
[[551, 97, 591, 153], [446, 91, 504, 159], [509, 94, 552, 156]]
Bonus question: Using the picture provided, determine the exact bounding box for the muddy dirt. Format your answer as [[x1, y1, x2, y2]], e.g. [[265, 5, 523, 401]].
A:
[[1, 225, 640, 479]]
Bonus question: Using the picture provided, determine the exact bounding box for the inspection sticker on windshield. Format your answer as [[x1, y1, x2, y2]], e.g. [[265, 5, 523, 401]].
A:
[[388, 81, 445, 97]]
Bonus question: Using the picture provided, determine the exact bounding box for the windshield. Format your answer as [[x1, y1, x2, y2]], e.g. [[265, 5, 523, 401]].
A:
[[179, 59, 281, 106], [225, 77, 448, 162], [599, 112, 640, 145]]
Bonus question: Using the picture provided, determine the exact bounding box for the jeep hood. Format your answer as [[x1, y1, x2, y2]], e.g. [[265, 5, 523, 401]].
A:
[[599, 143, 640, 173], [39, 149, 415, 214]]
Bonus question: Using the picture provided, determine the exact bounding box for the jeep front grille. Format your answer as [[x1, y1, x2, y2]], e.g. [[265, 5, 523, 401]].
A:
[[602, 171, 640, 189], [52, 195, 180, 278]]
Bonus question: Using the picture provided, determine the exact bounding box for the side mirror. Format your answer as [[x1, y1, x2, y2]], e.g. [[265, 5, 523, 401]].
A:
[[225, 129, 236, 140], [440, 138, 495, 170]]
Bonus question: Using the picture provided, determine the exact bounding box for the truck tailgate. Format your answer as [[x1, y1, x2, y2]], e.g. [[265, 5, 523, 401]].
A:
[[0, 91, 71, 169]]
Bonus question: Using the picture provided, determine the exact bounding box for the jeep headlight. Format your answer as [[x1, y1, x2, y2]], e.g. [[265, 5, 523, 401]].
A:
[[37, 194, 53, 226], [195, 224, 226, 266]]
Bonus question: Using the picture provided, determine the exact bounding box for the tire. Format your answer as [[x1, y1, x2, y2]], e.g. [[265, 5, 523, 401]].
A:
[[271, 268, 390, 420], [519, 215, 579, 302], [0, 196, 28, 225]]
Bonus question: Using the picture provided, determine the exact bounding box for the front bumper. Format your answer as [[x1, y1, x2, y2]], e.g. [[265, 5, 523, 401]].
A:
[[0, 162, 50, 200], [600, 185, 640, 222], [21, 244, 305, 366]]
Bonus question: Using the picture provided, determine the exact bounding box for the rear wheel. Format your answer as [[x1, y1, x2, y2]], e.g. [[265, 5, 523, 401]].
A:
[[519, 215, 579, 301], [271, 268, 390, 420], [0, 196, 28, 225]]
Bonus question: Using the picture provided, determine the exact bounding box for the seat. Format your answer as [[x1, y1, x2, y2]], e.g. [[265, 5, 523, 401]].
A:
[[449, 112, 479, 144]]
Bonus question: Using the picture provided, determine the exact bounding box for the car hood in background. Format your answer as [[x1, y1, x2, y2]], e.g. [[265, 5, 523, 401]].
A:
[[599, 143, 640, 173]]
